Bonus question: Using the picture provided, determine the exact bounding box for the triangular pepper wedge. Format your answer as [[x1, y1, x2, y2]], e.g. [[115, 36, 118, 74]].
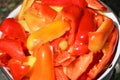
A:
[[0, 39, 27, 62], [85, 0, 107, 11], [17, 0, 34, 20]]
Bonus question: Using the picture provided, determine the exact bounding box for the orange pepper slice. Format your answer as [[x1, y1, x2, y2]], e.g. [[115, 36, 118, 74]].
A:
[[30, 43, 55, 80], [27, 19, 70, 51], [88, 27, 118, 79], [88, 16, 114, 52]]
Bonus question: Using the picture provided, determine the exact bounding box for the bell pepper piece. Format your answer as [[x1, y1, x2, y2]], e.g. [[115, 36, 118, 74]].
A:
[[73, 0, 88, 9], [0, 39, 26, 62], [27, 19, 70, 50], [30, 43, 55, 80], [54, 51, 75, 66], [18, 0, 34, 20], [71, 8, 96, 55], [64, 52, 93, 80], [55, 67, 69, 80], [31, 2, 57, 21], [23, 2, 57, 32], [87, 8, 104, 27], [88, 27, 118, 79], [77, 8, 96, 44], [8, 59, 30, 80], [85, 0, 107, 11], [0, 18, 27, 40], [60, 5, 83, 45], [23, 11, 46, 32], [41, 0, 70, 6], [41, 0, 87, 8], [0, 53, 10, 66], [18, 20, 30, 32], [88, 16, 114, 52], [24, 56, 36, 69]]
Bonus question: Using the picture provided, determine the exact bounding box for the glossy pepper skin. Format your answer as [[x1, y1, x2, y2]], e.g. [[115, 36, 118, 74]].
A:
[[23, 1, 57, 32], [88, 27, 118, 79], [41, 0, 87, 8], [8, 59, 30, 80], [88, 16, 114, 52], [0, 18, 27, 40], [30, 43, 55, 80], [0, 39, 26, 62], [27, 19, 70, 51], [85, 0, 107, 11], [60, 5, 83, 45], [1, 0, 117, 80], [71, 8, 96, 56]]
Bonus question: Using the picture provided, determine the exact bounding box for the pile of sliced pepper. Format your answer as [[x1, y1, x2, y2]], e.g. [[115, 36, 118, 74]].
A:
[[0, 0, 118, 80]]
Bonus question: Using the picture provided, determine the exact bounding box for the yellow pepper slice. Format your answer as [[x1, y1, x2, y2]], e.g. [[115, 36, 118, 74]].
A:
[[23, 11, 46, 32], [17, 0, 34, 20], [27, 19, 70, 50]]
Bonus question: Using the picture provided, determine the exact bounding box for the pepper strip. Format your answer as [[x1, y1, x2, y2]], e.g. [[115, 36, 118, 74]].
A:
[[88, 27, 118, 79], [59, 5, 83, 45], [88, 16, 114, 52], [17, 0, 34, 20], [27, 19, 70, 50], [30, 43, 55, 80], [64, 52, 93, 80]]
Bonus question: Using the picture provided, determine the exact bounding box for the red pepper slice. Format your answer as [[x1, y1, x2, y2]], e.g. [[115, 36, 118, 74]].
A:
[[60, 5, 83, 45], [71, 8, 96, 55], [0, 39, 26, 62], [41, 0, 87, 8], [31, 1, 57, 20], [0, 18, 27, 40], [0, 53, 10, 66], [8, 59, 30, 80]]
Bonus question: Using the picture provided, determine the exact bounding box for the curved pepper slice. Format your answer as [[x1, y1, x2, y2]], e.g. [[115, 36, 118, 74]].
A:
[[27, 19, 70, 50], [88, 16, 114, 52], [30, 43, 55, 80], [60, 5, 83, 45], [88, 27, 118, 79], [0, 18, 27, 40], [72, 8, 96, 55], [8, 59, 30, 80], [0, 39, 26, 62]]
